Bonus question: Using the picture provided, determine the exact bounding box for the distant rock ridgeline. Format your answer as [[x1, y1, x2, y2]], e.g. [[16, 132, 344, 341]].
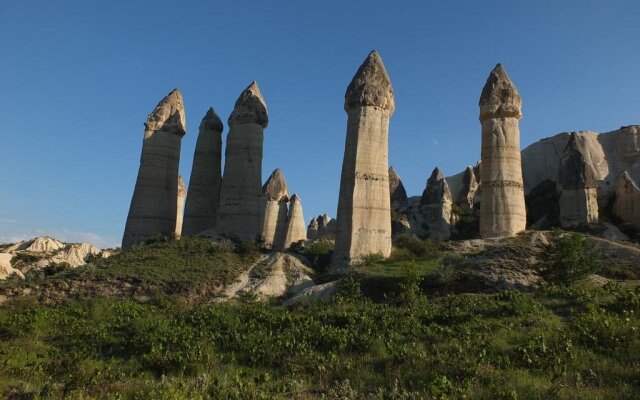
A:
[[0, 237, 115, 280]]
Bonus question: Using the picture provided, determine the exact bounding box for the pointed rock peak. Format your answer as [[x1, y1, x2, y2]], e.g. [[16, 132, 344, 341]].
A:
[[345, 50, 395, 113], [290, 193, 302, 203], [228, 80, 269, 128], [463, 165, 476, 184], [559, 133, 597, 189], [262, 168, 289, 201], [145, 88, 186, 135], [428, 167, 445, 183], [178, 175, 187, 195], [389, 166, 399, 177], [479, 63, 522, 121], [199, 107, 223, 132]]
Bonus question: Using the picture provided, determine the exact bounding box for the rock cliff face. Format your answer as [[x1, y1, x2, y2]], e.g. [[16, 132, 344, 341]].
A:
[[613, 172, 640, 230], [558, 134, 599, 227], [261, 169, 290, 249], [478, 64, 527, 238], [216, 82, 268, 241], [420, 167, 452, 240], [182, 108, 223, 235], [334, 51, 394, 266], [122, 89, 186, 249]]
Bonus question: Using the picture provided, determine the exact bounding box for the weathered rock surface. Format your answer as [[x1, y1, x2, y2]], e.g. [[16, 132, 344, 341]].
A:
[[316, 214, 335, 238], [420, 167, 452, 240], [175, 175, 187, 237], [334, 50, 394, 266], [216, 82, 268, 241], [182, 108, 223, 235], [389, 166, 408, 210], [307, 217, 319, 240], [4, 237, 65, 253], [457, 166, 479, 210], [283, 194, 307, 248], [261, 169, 289, 249], [479, 64, 526, 238], [122, 89, 186, 249], [612, 171, 640, 230], [0, 253, 24, 280], [282, 280, 341, 306], [52, 243, 102, 268], [558, 134, 599, 227]]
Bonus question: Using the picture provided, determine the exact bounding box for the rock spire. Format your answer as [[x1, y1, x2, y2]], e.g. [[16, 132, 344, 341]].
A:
[[261, 169, 290, 249]]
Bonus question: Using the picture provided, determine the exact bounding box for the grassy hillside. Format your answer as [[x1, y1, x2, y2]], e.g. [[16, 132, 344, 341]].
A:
[[0, 234, 638, 399]]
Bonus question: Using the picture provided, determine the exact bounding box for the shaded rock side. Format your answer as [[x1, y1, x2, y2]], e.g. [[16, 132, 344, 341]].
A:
[[479, 64, 526, 238], [122, 89, 186, 249], [283, 194, 307, 248], [389, 166, 408, 210], [261, 169, 290, 249], [307, 217, 319, 240], [558, 134, 599, 227], [458, 166, 479, 210], [316, 214, 335, 237], [216, 82, 268, 241], [612, 171, 640, 230], [334, 51, 394, 266], [420, 167, 452, 240], [182, 108, 223, 235]]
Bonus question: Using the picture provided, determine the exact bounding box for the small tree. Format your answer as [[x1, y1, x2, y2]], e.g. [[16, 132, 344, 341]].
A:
[[538, 232, 600, 286]]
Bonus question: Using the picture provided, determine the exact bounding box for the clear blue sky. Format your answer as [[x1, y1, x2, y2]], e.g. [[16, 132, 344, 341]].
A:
[[1, 1, 638, 248]]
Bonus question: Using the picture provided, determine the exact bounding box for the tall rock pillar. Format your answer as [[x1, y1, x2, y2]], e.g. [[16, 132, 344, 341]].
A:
[[216, 82, 268, 241], [283, 194, 307, 248], [558, 134, 599, 227], [333, 51, 394, 266], [122, 89, 186, 250], [182, 108, 223, 235], [175, 176, 187, 237], [479, 64, 527, 238], [261, 168, 289, 249], [420, 167, 453, 240]]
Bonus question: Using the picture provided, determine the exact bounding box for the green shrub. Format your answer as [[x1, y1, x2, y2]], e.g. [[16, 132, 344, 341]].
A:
[[304, 240, 334, 271], [398, 263, 424, 305], [361, 253, 385, 266], [537, 232, 601, 286], [393, 234, 442, 260]]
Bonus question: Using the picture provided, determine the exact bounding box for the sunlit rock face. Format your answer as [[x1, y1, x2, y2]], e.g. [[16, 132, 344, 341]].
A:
[[261, 169, 290, 250], [333, 51, 394, 267], [613, 171, 640, 230], [420, 167, 452, 240], [478, 64, 526, 238], [216, 82, 268, 242], [182, 108, 223, 236], [123, 89, 186, 250], [283, 194, 307, 248]]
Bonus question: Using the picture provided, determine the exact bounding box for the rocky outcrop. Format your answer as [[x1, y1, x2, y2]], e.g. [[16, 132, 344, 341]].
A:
[[175, 176, 187, 237], [317, 214, 334, 237], [612, 171, 640, 230], [4, 237, 65, 253], [52, 243, 102, 268], [389, 166, 408, 210], [0, 253, 24, 280], [182, 108, 223, 235], [261, 169, 289, 249], [216, 82, 268, 241], [122, 89, 186, 249], [420, 167, 452, 240], [307, 217, 319, 240], [558, 134, 599, 227], [283, 194, 307, 248], [334, 51, 394, 266], [458, 166, 479, 211], [478, 64, 526, 238]]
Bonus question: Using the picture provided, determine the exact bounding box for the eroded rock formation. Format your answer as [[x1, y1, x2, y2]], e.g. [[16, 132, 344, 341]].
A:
[[122, 89, 186, 249], [333, 50, 394, 266], [389, 166, 408, 210], [420, 167, 452, 240], [478, 64, 526, 238], [458, 166, 479, 211], [261, 169, 289, 249], [182, 108, 223, 235], [283, 194, 307, 248], [216, 82, 268, 241], [176, 175, 187, 237], [307, 217, 319, 240], [613, 171, 640, 230], [558, 134, 599, 227]]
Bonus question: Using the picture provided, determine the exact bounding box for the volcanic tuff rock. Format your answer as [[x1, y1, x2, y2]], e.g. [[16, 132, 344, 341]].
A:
[[558, 134, 599, 227], [479, 64, 526, 238], [176, 176, 187, 237], [182, 108, 223, 235], [0, 253, 24, 280], [458, 166, 479, 211], [334, 51, 394, 266], [613, 171, 640, 230], [261, 169, 290, 249], [420, 167, 452, 240], [122, 89, 186, 250], [283, 194, 307, 248], [389, 166, 408, 210], [307, 217, 319, 240], [216, 82, 268, 241]]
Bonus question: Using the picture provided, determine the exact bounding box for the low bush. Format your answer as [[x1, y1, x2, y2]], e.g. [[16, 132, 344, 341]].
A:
[[393, 234, 443, 260], [537, 232, 601, 286]]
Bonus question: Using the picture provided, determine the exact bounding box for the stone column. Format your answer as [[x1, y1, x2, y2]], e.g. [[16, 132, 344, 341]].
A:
[[307, 217, 319, 240], [333, 51, 394, 266], [175, 175, 187, 237], [182, 108, 223, 235], [479, 64, 527, 238], [261, 168, 289, 249], [458, 166, 479, 211], [216, 82, 268, 241], [283, 194, 307, 248], [122, 89, 186, 250], [558, 134, 599, 227], [420, 167, 452, 240]]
